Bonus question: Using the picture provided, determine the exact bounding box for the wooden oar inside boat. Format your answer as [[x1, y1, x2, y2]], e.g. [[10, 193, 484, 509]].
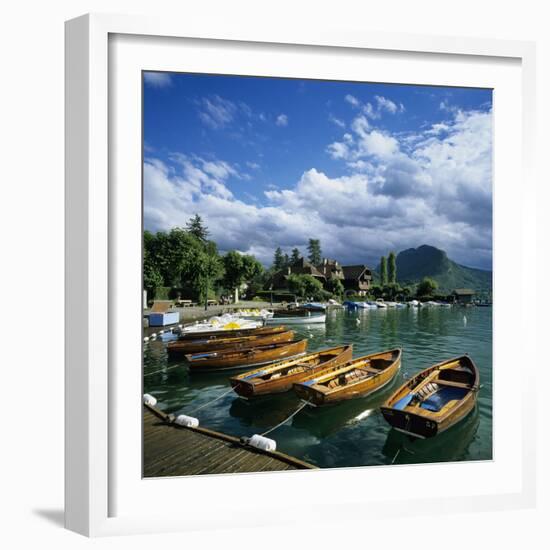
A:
[[293, 349, 402, 406], [380, 355, 480, 438], [230, 345, 353, 397]]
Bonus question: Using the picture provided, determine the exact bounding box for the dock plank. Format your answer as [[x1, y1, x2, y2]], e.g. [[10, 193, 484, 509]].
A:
[[143, 406, 316, 476]]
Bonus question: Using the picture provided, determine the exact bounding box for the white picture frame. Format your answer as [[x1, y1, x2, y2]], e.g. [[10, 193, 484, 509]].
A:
[[65, 13, 537, 537]]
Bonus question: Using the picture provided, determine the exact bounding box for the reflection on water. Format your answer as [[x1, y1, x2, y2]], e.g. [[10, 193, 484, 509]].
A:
[[381, 406, 481, 465], [144, 307, 492, 468]]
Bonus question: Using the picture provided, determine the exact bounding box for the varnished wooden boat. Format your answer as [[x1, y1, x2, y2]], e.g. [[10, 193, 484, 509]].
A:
[[293, 348, 402, 406], [185, 339, 308, 372], [380, 355, 480, 438], [167, 330, 295, 357], [176, 325, 286, 341], [230, 345, 353, 398]]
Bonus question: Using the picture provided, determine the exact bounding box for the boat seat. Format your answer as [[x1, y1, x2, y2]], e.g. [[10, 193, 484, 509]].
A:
[[358, 366, 380, 375], [434, 378, 472, 389], [416, 382, 439, 399], [420, 386, 469, 412]]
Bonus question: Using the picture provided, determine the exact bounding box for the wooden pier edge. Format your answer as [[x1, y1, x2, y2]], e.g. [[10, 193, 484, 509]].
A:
[[143, 403, 318, 474]]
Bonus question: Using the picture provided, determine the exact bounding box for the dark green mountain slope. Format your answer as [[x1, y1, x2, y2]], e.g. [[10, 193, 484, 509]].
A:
[[383, 245, 492, 292]]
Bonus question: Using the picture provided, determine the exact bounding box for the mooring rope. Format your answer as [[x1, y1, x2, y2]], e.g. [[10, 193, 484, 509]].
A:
[[260, 400, 310, 437], [188, 386, 237, 414], [391, 448, 401, 464], [144, 363, 185, 377]]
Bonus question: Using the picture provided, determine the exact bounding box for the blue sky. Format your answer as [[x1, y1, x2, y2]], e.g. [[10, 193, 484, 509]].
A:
[[143, 72, 493, 270]]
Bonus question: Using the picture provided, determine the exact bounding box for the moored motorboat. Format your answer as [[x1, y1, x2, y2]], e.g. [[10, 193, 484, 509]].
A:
[[179, 314, 263, 333], [301, 302, 326, 311], [380, 355, 480, 438], [167, 329, 295, 357], [265, 312, 326, 324], [293, 349, 402, 406], [230, 345, 353, 397], [185, 339, 308, 371], [375, 300, 388, 309]]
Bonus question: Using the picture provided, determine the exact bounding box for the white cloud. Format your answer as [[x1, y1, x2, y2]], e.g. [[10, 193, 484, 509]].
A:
[[345, 94, 360, 107], [144, 105, 492, 270], [143, 72, 172, 88], [357, 130, 399, 158], [246, 161, 261, 170], [276, 114, 289, 127], [375, 95, 398, 114], [328, 114, 346, 128], [344, 94, 406, 120], [326, 141, 349, 160], [198, 95, 237, 129]]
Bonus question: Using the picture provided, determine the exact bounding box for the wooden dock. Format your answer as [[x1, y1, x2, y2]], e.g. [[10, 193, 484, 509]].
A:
[[143, 405, 316, 477]]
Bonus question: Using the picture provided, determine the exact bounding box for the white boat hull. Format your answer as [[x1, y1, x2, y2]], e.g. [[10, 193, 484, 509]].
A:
[[265, 314, 326, 324]]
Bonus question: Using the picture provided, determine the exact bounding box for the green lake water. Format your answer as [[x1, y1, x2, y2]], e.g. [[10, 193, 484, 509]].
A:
[[143, 306, 492, 470]]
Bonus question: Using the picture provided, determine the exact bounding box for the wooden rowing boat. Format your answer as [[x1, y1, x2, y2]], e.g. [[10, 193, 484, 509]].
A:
[[380, 355, 480, 438], [167, 330, 295, 357], [293, 348, 402, 406], [176, 325, 286, 341], [185, 339, 308, 371], [230, 345, 353, 397]]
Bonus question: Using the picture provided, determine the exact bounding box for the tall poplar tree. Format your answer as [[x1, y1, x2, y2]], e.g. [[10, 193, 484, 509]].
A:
[[380, 256, 387, 285]]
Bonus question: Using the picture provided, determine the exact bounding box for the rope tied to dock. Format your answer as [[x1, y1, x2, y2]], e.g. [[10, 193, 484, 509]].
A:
[[260, 400, 310, 437], [188, 386, 237, 414], [144, 363, 185, 377]]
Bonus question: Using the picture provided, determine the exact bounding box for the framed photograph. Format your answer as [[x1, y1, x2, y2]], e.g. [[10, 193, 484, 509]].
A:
[[65, 13, 536, 536]]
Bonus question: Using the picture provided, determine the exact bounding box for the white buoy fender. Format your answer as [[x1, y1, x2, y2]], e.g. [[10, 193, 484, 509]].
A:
[[175, 414, 199, 428], [248, 434, 277, 452], [143, 394, 157, 406]]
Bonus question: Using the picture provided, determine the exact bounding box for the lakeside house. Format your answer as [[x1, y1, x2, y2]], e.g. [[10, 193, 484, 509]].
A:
[[316, 258, 345, 281], [270, 257, 326, 289], [341, 265, 373, 296], [452, 288, 476, 304], [271, 257, 373, 296]]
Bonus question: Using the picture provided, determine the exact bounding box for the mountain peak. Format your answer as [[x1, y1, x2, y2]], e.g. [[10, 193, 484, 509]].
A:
[[394, 245, 491, 292]]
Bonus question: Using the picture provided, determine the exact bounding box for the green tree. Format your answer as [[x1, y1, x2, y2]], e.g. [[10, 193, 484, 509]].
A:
[[145, 228, 201, 287], [283, 253, 290, 269], [223, 251, 263, 301], [370, 284, 383, 299], [325, 278, 344, 298], [193, 251, 224, 306], [290, 248, 301, 265], [307, 239, 322, 265], [273, 247, 285, 271], [388, 251, 397, 284], [287, 273, 327, 301], [287, 274, 307, 298], [380, 256, 387, 285], [416, 277, 438, 298], [186, 214, 209, 242], [143, 246, 163, 293]]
